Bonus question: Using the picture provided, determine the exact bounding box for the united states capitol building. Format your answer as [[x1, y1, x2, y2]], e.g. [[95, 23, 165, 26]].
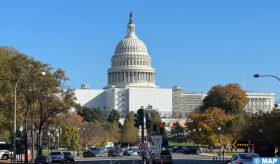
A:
[[74, 13, 276, 118]]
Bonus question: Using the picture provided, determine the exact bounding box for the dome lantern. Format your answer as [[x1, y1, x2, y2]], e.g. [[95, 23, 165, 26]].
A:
[[127, 12, 136, 38]]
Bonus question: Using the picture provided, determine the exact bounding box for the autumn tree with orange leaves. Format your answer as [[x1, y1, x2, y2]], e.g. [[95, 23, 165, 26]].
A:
[[187, 108, 234, 146], [201, 84, 248, 115]]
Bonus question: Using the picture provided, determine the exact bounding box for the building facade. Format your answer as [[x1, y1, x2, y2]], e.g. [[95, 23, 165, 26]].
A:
[[74, 13, 172, 117], [73, 13, 275, 118], [172, 86, 206, 118], [244, 92, 275, 113]]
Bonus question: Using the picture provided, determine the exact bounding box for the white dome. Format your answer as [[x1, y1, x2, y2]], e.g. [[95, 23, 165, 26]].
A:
[[114, 37, 148, 54], [106, 13, 156, 88]]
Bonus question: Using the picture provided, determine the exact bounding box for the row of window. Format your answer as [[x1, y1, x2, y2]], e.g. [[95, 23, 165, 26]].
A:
[[112, 59, 151, 67], [116, 46, 146, 53]]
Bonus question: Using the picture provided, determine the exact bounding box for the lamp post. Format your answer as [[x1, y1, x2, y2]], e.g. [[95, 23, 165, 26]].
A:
[[47, 131, 50, 155], [19, 126, 23, 163], [254, 74, 280, 82], [193, 129, 196, 146], [198, 128, 202, 145], [218, 126, 222, 159]]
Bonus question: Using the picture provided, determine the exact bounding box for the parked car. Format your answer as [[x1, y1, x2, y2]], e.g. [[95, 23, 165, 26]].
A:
[[123, 148, 139, 156], [182, 147, 198, 155], [90, 147, 106, 156], [83, 150, 100, 157], [108, 148, 123, 157], [49, 151, 65, 164], [172, 147, 185, 153], [34, 155, 52, 164], [0, 142, 11, 160], [228, 153, 259, 164], [62, 152, 75, 162], [151, 150, 172, 164]]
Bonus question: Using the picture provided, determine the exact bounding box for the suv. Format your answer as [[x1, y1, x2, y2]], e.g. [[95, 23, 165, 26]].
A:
[[49, 151, 65, 163]]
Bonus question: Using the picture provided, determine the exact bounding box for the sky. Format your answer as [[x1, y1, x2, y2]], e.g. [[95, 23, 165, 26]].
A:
[[0, 1, 279, 101]]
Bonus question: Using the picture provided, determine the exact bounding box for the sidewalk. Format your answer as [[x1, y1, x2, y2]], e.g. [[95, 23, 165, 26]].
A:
[[200, 152, 231, 161]]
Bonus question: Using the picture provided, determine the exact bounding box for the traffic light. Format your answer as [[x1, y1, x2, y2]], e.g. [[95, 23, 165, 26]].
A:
[[134, 108, 144, 128], [146, 112, 152, 129], [153, 124, 157, 134], [159, 123, 164, 135], [134, 113, 139, 128], [137, 108, 144, 125]]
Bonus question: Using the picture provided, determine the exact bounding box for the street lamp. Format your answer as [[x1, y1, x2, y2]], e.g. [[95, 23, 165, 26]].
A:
[[218, 126, 222, 159], [193, 129, 196, 146], [19, 126, 23, 163], [254, 74, 280, 82], [47, 131, 50, 154]]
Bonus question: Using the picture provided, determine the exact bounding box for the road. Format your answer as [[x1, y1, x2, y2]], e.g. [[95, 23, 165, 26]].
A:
[[0, 153, 228, 163], [74, 153, 228, 164]]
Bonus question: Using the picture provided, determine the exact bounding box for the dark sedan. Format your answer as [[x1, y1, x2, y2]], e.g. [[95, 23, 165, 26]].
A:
[[108, 148, 123, 157], [63, 152, 75, 162], [83, 150, 100, 157], [182, 148, 198, 155], [34, 155, 52, 164]]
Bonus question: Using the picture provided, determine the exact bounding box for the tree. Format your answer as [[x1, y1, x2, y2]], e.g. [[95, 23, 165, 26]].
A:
[[187, 108, 234, 146], [0, 47, 77, 155], [64, 125, 81, 151], [201, 84, 248, 114], [107, 109, 120, 123], [77, 107, 105, 122], [264, 109, 280, 150], [149, 111, 162, 136], [107, 122, 121, 143], [170, 122, 186, 145], [121, 112, 139, 146]]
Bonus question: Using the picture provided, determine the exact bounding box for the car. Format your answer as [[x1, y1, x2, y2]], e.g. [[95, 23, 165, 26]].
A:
[[172, 147, 185, 153], [83, 150, 100, 157], [151, 150, 172, 164], [62, 152, 75, 162], [228, 153, 259, 164], [182, 147, 198, 155], [34, 155, 52, 164], [90, 147, 106, 156], [49, 151, 65, 164], [123, 148, 139, 156], [107, 148, 123, 157]]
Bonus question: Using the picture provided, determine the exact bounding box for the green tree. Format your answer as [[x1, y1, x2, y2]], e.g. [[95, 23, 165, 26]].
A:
[[202, 84, 248, 114], [170, 122, 186, 145], [107, 122, 121, 143], [107, 109, 120, 123], [150, 111, 162, 135], [78, 107, 105, 122], [0, 47, 77, 154], [65, 125, 81, 150], [121, 112, 139, 146], [264, 109, 280, 150]]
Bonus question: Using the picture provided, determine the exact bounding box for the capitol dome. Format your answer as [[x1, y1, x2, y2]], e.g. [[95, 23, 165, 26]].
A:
[[106, 13, 156, 88], [114, 37, 148, 54]]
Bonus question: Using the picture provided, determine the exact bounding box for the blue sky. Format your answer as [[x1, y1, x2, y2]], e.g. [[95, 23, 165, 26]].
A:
[[0, 1, 279, 101]]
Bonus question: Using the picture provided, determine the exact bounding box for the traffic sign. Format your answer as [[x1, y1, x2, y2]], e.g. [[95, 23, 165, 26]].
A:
[[232, 140, 250, 149], [139, 143, 148, 152], [153, 135, 162, 146]]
